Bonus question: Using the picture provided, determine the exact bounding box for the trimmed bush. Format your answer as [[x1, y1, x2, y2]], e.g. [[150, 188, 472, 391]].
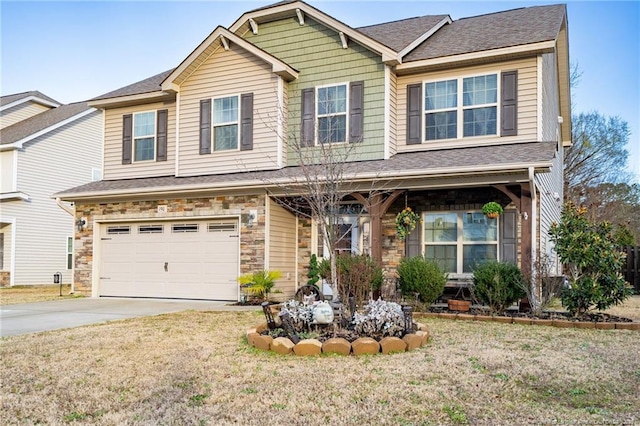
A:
[[472, 261, 526, 314], [337, 254, 384, 305], [397, 256, 447, 304]]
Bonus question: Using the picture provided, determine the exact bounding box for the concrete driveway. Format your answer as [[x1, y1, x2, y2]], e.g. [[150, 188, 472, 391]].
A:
[[0, 298, 259, 337]]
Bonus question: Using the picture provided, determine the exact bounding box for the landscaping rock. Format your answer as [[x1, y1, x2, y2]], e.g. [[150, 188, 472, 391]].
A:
[[552, 319, 575, 328], [255, 322, 268, 334], [246, 332, 260, 346], [322, 338, 351, 355], [271, 337, 295, 355], [293, 339, 322, 356], [402, 333, 422, 350], [415, 330, 430, 345], [594, 322, 615, 330], [253, 335, 273, 351], [615, 322, 640, 330], [415, 322, 429, 331], [352, 337, 380, 356], [380, 337, 407, 354]]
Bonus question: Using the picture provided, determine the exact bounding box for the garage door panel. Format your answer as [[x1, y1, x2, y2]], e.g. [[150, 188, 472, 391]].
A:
[[100, 219, 239, 300]]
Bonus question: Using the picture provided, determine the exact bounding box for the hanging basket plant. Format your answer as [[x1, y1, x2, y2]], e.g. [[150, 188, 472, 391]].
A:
[[482, 202, 504, 219], [395, 207, 421, 240]]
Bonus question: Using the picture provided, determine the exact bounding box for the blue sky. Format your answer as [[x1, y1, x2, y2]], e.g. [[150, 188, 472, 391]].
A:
[[2, 0, 638, 180]]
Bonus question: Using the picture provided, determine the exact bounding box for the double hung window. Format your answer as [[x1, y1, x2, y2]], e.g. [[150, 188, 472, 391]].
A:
[[424, 211, 498, 274], [213, 96, 239, 151], [317, 84, 347, 144], [424, 74, 497, 141], [133, 111, 156, 161]]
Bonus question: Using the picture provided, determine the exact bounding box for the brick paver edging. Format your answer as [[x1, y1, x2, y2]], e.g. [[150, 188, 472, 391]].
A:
[[413, 312, 640, 330]]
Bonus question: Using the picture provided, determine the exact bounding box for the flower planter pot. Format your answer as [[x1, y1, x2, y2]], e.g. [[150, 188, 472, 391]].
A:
[[448, 299, 471, 312], [485, 212, 499, 219]]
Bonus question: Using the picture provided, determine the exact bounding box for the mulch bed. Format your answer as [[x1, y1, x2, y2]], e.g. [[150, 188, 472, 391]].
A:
[[428, 305, 633, 323]]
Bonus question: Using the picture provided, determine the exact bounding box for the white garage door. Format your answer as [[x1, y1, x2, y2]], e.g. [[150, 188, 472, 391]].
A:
[[99, 219, 239, 300]]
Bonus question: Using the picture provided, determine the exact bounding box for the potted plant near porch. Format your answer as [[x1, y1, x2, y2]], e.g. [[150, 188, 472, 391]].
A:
[[482, 202, 503, 219]]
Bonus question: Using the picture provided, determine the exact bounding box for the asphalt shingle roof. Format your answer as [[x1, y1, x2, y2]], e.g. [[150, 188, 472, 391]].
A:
[[90, 69, 174, 101], [404, 5, 566, 62], [56, 142, 557, 198], [357, 15, 449, 52], [0, 91, 60, 107], [0, 102, 92, 145]]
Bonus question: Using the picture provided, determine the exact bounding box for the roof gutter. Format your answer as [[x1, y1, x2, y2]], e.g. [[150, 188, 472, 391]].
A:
[[87, 91, 175, 109], [55, 160, 553, 201]]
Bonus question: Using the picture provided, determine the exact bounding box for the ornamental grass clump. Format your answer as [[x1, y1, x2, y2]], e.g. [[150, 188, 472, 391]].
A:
[[397, 256, 447, 304], [351, 299, 405, 338], [472, 261, 526, 314]]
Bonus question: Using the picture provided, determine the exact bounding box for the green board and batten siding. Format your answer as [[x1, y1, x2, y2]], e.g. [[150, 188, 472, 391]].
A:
[[244, 17, 387, 162]]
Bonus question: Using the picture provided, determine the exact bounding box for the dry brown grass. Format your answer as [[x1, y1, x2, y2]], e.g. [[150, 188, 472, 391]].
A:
[[0, 285, 82, 305], [2, 299, 639, 425]]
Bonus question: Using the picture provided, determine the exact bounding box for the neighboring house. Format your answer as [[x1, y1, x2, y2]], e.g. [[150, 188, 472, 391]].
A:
[[56, 1, 570, 301], [0, 92, 102, 287]]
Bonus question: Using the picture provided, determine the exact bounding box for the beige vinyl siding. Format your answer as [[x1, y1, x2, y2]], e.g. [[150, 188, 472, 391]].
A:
[[0, 102, 52, 130], [103, 102, 176, 180], [541, 52, 560, 142], [267, 198, 297, 300], [396, 57, 539, 153], [177, 46, 282, 176], [244, 17, 386, 162], [0, 151, 16, 193], [1, 111, 102, 285]]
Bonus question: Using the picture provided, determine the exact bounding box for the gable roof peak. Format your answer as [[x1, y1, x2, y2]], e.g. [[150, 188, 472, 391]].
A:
[[0, 90, 61, 109]]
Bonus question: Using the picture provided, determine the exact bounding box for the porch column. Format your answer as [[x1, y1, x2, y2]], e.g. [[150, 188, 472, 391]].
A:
[[351, 190, 404, 264], [520, 185, 533, 275]]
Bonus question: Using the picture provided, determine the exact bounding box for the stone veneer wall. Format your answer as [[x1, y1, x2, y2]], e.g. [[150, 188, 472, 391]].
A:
[[0, 271, 10, 287], [297, 217, 313, 287], [73, 195, 266, 295]]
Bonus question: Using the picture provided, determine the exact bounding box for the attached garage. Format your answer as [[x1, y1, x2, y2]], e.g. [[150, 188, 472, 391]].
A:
[[99, 219, 239, 300]]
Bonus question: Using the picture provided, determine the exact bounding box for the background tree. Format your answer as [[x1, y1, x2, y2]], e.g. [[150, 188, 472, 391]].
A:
[[564, 63, 639, 244]]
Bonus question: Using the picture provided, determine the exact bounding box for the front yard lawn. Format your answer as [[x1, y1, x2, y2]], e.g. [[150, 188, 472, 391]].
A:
[[1, 298, 639, 425]]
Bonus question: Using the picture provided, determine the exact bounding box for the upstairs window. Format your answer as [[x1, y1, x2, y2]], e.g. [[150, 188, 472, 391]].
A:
[[462, 74, 497, 137], [213, 96, 239, 151], [317, 84, 347, 144], [133, 111, 156, 161]]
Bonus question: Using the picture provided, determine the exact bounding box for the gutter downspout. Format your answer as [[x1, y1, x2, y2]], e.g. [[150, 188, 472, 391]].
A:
[[55, 197, 75, 293], [528, 167, 538, 303]]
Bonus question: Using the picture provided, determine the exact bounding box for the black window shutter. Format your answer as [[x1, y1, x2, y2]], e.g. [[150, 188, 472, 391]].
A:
[[500, 210, 517, 264], [301, 88, 315, 147], [199, 99, 212, 154], [156, 109, 168, 161], [122, 114, 132, 164], [405, 221, 422, 258], [349, 81, 364, 143], [240, 93, 254, 151], [406, 83, 422, 144], [501, 71, 518, 136]]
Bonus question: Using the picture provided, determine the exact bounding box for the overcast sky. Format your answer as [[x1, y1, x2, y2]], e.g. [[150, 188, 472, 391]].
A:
[[2, 0, 638, 180]]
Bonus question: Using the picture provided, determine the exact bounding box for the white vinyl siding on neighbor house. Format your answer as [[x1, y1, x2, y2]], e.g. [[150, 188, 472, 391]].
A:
[[535, 148, 563, 274], [397, 57, 538, 152], [103, 101, 176, 180], [1, 111, 102, 285], [0, 102, 52, 130], [267, 198, 297, 300], [177, 46, 282, 176], [0, 151, 16, 193]]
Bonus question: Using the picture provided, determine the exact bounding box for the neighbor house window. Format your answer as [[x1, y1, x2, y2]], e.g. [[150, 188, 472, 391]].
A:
[[133, 111, 156, 161], [213, 96, 239, 151], [66, 236, 73, 270], [424, 211, 498, 274], [424, 74, 497, 141], [317, 84, 347, 143]]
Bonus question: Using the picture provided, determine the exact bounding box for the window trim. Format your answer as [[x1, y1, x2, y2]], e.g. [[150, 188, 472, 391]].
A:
[[132, 110, 157, 162], [315, 82, 349, 145], [423, 72, 500, 142], [423, 210, 499, 277], [211, 94, 241, 152]]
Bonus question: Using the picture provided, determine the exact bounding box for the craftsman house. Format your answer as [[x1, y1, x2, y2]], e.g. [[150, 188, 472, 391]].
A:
[[56, 1, 570, 301], [0, 92, 102, 286]]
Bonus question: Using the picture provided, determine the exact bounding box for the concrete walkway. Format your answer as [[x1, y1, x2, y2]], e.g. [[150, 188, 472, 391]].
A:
[[0, 298, 260, 337]]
